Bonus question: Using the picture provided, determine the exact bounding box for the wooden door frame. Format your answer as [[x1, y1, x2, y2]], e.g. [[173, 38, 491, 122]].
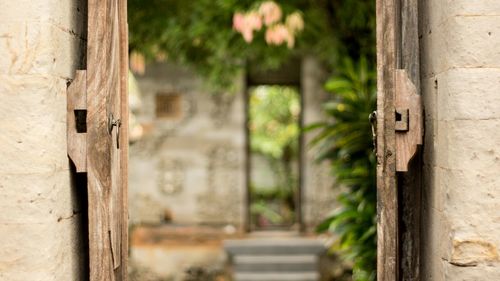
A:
[[376, 0, 422, 280], [376, 0, 399, 277]]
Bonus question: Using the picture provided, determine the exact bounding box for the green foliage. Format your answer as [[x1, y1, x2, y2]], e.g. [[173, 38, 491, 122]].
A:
[[129, 0, 378, 277], [249, 86, 300, 159], [250, 188, 294, 225], [311, 57, 377, 281], [129, 0, 296, 89], [249, 86, 300, 227], [128, 0, 377, 90]]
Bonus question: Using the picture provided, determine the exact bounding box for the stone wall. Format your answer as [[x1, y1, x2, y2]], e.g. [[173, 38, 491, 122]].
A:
[[129, 59, 337, 230], [420, 1, 500, 279], [0, 1, 87, 280], [301, 56, 339, 229], [129, 63, 247, 227]]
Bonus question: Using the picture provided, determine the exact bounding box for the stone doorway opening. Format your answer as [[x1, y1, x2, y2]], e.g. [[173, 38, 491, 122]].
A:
[[246, 85, 302, 231], [245, 59, 304, 232]]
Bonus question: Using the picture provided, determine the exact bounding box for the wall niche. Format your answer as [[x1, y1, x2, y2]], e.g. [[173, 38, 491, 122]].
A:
[[155, 92, 183, 119]]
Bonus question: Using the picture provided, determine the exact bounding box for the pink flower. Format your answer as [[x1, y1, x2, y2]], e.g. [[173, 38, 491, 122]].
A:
[[265, 24, 290, 46], [246, 11, 263, 31], [241, 27, 254, 43], [265, 24, 296, 48], [259, 1, 282, 26], [285, 12, 304, 34], [233, 11, 262, 43], [233, 12, 245, 32]]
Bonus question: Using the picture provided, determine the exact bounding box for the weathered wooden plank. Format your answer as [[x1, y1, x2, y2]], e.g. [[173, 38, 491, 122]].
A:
[[67, 70, 87, 173], [376, 0, 399, 280], [86, 0, 126, 280], [401, 0, 420, 91], [399, 0, 422, 279], [118, 0, 129, 279], [108, 0, 123, 271], [395, 70, 422, 172]]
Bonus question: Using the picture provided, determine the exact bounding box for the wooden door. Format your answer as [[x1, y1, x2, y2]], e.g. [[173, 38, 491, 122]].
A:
[[86, 0, 128, 280], [376, 0, 422, 280]]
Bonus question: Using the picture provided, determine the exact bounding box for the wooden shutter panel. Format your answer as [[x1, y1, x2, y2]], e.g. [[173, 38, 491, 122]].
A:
[[376, 0, 422, 280], [68, 0, 128, 280]]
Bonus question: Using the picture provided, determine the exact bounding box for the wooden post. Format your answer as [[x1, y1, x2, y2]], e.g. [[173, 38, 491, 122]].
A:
[[85, 0, 128, 280], [376, 0, 422, 280], [376, 0, 399, 280]]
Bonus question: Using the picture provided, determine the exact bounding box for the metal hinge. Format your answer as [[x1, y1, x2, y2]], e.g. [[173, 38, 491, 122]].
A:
[[395, 69, 423, 172]]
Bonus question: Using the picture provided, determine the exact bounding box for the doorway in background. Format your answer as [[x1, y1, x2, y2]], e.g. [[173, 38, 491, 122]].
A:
[[246, 85, 302, 231]]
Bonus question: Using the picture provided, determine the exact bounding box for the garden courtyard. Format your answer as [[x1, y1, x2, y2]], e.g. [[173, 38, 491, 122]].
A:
[[1, 1, 499, 281]]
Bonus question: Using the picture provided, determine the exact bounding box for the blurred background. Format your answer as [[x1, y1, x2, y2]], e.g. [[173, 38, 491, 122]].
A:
[[126, 1, 376, 280]]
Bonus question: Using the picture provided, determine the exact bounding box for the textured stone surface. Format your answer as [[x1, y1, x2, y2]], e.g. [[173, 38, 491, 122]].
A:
[[0, 1, 86, 280], [0, 218, 84, 281], [129, 59, 337, 229], [437, 69, 500, 120], [0, 21, 85, 78], [128, 62, 247, 226], [0, 170, 78, 223], [0, 75, 68, 174], [301, 56, 338, 228], [129, 225, 234, 281], [420, 1, 500, 279]]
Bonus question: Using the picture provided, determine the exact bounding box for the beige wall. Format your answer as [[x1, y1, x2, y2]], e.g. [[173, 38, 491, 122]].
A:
[[302, 56, 339, 229], [0, 1, 87, 280], [420, 1, 500, 279], [129, 63, 247, 227]]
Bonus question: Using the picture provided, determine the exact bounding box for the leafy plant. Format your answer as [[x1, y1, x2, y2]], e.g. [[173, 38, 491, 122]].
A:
[[128, 0, 376, 90], [311, 57, 377, 281], [249, 86, 300, 159], [249, 86, 300, 228]]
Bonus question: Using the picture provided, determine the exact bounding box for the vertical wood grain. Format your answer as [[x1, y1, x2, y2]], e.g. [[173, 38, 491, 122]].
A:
[[118, 0, 129, 279], [376, 0, 398, 280], [86, 0, 127, 280]]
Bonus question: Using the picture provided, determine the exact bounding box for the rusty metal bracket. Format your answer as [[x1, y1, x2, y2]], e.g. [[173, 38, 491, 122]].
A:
[[67, 70, 87, 173], [395, 69, 423, 172]]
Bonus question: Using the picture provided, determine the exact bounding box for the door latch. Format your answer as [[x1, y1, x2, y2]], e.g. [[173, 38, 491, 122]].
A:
[[394, 70, 423, 172], [369, 111, 377, 154], [395, 108, 409, 132], [108, 113, 121, 149]]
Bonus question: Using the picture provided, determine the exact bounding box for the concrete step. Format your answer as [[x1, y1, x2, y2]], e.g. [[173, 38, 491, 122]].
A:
[[234, 272, 320, 281], [224, 239, 326, 256], [234, 255, 317, 272]]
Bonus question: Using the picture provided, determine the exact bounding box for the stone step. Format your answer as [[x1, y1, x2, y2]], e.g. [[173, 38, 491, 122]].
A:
[[234, 272, 320, 281], [234, 255, 318, 272], [224, 239, 326, 256]]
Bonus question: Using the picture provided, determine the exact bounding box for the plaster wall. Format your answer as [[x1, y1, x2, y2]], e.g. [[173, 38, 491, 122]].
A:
[[129, 63, 247, 227], [420, 1, 500, 279], [0, 1, 87, 280]]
